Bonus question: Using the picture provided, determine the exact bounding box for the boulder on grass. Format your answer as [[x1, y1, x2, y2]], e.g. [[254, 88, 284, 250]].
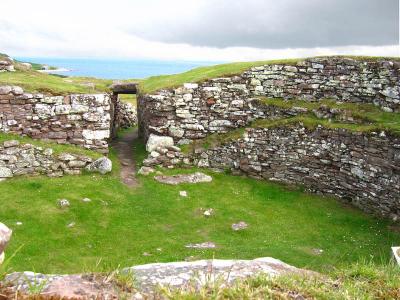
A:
[[86, 157, 112, 174]]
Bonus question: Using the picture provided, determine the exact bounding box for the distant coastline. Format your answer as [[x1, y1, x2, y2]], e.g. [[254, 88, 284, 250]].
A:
[[16, 57, 220, 79]]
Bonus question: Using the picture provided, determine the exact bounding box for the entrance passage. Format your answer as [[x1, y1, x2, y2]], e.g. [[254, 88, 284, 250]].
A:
[[110, 82, 139, 187]]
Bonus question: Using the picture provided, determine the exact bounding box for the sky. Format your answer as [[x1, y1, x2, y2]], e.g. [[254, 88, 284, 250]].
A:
[[0, 0, 399, 61]]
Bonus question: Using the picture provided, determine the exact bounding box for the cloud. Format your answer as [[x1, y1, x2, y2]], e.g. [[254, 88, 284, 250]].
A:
[[128, 0, 399, 48], [0, 0, 398, 61]]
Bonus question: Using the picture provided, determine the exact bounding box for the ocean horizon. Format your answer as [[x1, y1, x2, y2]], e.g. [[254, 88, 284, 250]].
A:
[[16, 57, 222, 79]]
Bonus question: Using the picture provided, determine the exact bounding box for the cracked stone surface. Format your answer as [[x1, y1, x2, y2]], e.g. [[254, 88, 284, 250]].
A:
[[2, 257, 312, 298]]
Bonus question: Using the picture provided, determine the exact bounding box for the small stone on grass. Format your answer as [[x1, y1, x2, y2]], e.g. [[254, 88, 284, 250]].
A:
[[58, 199, 70, 209], [185, 242, 216, 249], [203, 208, 214, 217], [232, 221, 248, 231], [138, 166, 155, 176], [179, 191, 187, 197], [67, 222, 75, 228]]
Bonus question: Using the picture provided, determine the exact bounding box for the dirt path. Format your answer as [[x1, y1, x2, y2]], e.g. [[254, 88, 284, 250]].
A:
[[112, 129, 139, 187]]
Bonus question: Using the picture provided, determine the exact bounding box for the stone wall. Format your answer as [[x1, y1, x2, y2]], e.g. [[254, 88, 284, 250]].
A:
[[143, 125, 400, 220], [0, 139, 110, 180], [0, 86, 115, 153], [138, 57, 400, 144]]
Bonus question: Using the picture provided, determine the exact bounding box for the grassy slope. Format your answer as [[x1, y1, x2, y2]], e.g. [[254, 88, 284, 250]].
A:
[[139, 56, 400, 94], [0, 71, 113, 95], [0, 135, 398, 275], [0, 133, 102, 159]]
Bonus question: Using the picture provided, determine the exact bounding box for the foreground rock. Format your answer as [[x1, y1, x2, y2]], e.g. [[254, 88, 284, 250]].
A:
[[0, 223, 12, 264], [3, 273, 129, 299], [2, 257, 311, 298], [154, 172, 212, 185], [128, 257, 311, 294]]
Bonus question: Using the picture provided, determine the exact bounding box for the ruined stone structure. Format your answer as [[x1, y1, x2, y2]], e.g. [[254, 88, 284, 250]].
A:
[[0, 139, 111, 179], [0, 86, 137, 153], [138, 57, 399, 144], [139, 57, 400, 219]]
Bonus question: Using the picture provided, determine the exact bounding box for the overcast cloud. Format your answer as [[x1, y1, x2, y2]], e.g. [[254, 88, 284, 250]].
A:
[[0, 0, 398, 61], [131, 0, 399, 49]]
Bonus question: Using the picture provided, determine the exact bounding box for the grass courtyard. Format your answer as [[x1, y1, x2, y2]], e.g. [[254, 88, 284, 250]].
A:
[[0, 133, 399, 275]]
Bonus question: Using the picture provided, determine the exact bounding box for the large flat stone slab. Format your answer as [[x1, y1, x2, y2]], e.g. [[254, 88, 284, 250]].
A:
[[3, 257, 311, 298], [126, 257, 310, 293], [154, 172, 212, 185]]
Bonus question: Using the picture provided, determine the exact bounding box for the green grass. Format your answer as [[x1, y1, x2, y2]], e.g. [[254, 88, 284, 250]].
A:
[[0, 134, 398, 275], [139, 56, 400, 94], [118, 94, 137, 106], [182, 99, 400, 154], [0, 132, 102, 159], [0, 71, 113, 95]]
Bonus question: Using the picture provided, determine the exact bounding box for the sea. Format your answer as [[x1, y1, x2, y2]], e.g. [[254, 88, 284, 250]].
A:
[[15, 57, 221, 80]]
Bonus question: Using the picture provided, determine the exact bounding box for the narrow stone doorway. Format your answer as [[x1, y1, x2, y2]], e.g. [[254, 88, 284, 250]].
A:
[[110, 82, 139, 187]]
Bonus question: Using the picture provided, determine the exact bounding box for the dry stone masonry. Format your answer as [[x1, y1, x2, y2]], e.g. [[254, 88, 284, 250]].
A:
[[0, 139, 111, 180], [0, 86, 113, 152], [138, 57, 399, 144], [139, 57, 400, 220], [0, 86, 137, 153], [143, 125, 400, 220]]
